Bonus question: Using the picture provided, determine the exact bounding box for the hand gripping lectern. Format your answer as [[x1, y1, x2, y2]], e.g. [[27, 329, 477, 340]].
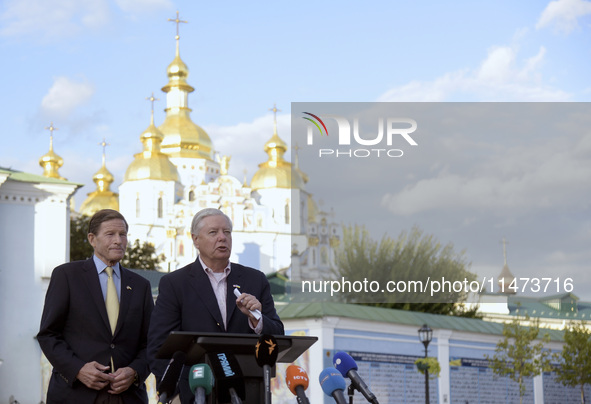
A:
[[156, 332, 317, 404]]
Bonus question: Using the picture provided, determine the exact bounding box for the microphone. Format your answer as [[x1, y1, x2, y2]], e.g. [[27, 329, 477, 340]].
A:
[[254, 335, 279, 404], [157, 351, 186, 404], [189, 363, 213, 404], [334, 351, 379, 404], [233, 287, 262, 320], [319, 367, 347, 404], [285, 365, 310, 404], [207, 352, 245, 404]]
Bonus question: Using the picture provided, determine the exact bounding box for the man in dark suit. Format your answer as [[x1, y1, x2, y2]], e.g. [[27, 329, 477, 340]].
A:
[[38, 209, 154, 404], [147, 208, 284, 403]]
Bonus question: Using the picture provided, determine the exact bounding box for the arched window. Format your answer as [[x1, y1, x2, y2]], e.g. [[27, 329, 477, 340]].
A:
[[135, 196, 140, 218], [157, 197, 163, 218], [188, 190, 195, 202]]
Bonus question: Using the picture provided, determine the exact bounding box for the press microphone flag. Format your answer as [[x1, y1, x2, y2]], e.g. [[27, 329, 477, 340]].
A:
[[255, 334, 278, 404], [319, 367, 347, 404], [286, 365, 310, 404], [189, 363, 213, 404], [157, 351, 186, 404], [333, 351, 379, 404], [207, 351, 245, 404]]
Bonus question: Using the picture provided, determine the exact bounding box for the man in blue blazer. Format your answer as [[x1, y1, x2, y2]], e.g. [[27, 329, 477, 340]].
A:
[[38, 209, 153, 404], [147, 208, 284, 402]]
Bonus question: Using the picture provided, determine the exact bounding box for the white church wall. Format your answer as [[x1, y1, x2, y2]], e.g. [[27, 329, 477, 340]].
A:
[[0, 177, 77, 404]]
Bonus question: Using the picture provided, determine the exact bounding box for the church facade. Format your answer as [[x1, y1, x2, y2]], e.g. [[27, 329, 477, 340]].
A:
[[79, 24, 340, 276]]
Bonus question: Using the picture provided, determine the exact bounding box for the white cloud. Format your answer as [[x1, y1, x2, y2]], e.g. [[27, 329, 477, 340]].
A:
[[204, 113, 292, 181], [0, 0, 111, 39], [381, 132, 591, 216], [41, 76, 95, 119], [536, 0, 591, 33], [378, 45, 569, 102]]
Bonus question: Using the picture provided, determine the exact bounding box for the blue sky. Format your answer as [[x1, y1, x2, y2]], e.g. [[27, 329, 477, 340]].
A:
[[1, 0, 590, 298]]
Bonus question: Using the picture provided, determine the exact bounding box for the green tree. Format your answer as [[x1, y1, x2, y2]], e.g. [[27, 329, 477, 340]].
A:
[[70, 215, 165, 270], [70, 215, 93, 261], [486, 313, 555, 404], [334, 224, 479, 316], [555, 322, 591, 404], [121, 239, 165, 270]]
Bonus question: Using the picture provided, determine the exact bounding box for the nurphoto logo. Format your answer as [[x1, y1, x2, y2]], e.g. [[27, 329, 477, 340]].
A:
[[302, 112, 418, 158]]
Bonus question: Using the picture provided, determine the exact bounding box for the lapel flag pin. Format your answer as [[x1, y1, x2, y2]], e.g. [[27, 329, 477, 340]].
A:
[[127, 286, 132, 290]]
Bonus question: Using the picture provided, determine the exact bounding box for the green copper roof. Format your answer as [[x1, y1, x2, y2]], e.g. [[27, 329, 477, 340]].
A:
[[276, 301, 566, 341], [0, 167, 81, 186]]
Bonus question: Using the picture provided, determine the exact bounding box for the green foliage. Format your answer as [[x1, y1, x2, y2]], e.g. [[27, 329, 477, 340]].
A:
[[334, 224, 479, 316], [121, 239, 165, 271], [69, 215, 165, 270], [555, 322, 591, 404], [486, 313, 555, 403], [415, 357, 441, 378], [70, 215, 93, 261]]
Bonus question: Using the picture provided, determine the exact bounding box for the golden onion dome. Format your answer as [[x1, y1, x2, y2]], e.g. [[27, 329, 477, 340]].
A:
[[79, 193, 119, 216], [39, 124, 66, 180], [124, 120, 180, 182], [251, 131, 305, 190], [158, 112, 213, 160], [39, 148, 65, 180], [162, 54, 194, 93], [158, 36, 213, 160], [80, 145, 118, 216]]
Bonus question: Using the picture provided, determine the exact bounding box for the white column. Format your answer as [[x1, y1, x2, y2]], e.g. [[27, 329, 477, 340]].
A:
[[436, 330, 452, 404], [534, 373, 544, 403]]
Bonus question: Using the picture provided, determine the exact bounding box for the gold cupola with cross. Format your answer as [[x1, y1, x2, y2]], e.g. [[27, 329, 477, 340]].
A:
[[251, 104, 306, 190], [39, 123, 66, 180], [79, 139, 119, 216], [125, 94, 180, 182], [158, 11, 213, 160]]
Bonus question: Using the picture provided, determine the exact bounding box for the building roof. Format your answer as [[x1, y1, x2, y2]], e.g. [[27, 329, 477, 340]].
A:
[[507, 293, 591, 321], [0, 167, 81, 186], [276, 301, 567, 341]]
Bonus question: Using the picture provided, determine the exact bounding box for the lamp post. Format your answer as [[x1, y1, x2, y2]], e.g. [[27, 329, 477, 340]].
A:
[[418, 324, 433, 404]]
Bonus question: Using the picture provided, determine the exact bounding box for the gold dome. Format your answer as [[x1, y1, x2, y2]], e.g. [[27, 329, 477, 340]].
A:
[[39, 148, 65, 180], [80, 142, 118, 216], [158, 112, 213, 159], [251, 131, 305, 190], [162, 54, 194, 94], [39, 123, 66, 180], [124, 120, 180, 182], [158, 33, 213, 160]]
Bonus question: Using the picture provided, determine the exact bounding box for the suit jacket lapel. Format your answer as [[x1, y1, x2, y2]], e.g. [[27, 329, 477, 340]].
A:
[[81, 258, 111, 333], [225, 265, 243, 327], [189, 261, 226, 330]]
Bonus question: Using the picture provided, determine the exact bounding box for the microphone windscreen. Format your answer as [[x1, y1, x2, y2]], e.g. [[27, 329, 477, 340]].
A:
[[333, 351, 358, 376], [207, 352, 246, 403], [285, 365, 309, 395], [255, 334, 279, 367], [319, 367, 346, 396], [158, 351, 186, 397], [189, 364, 213, 395]]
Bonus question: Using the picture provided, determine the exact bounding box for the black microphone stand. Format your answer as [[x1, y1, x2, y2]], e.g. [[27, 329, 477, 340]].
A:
[[348, 384, 356, 404]]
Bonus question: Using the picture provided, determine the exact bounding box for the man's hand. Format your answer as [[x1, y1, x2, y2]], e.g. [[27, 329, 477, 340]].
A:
[[235, 292, 262, 326], [108, 366, 137, 395], [76, 361, 113, 390]]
